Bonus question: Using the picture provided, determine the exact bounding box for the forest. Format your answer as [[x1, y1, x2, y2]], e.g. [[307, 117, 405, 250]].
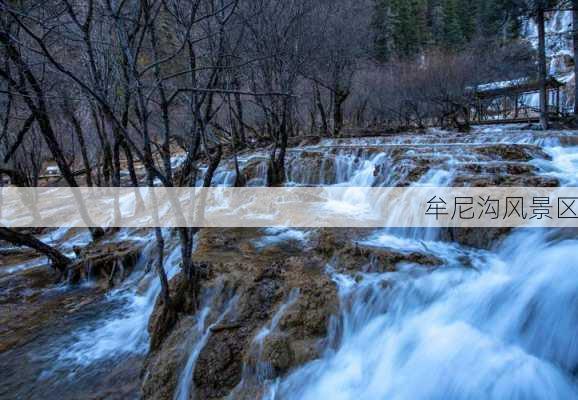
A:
[[0, 1, 569, 189]]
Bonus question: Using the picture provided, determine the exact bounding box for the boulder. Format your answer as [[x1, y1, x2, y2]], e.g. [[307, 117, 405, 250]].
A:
[[473, 144, 551, 162]]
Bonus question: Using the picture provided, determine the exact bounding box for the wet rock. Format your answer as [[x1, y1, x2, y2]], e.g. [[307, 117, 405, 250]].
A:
[[141, 315, 196, 400], [192, 267, 285, 399], [289, 338, 321, 366], [260, 333, 294, 374], [473, 144, 551, 162], [148, 298, 179, 353], [443, 227, 512, 250], [194, 323, 252, 399], [295, 136, 322, 147], [327, 239, 443, 273], [279, 277, 337, 339], [142, 248, 338, 400], [452, 173, 559, 187]]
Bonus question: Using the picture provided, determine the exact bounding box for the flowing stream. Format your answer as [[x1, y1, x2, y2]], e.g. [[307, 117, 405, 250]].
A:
[[266, 230, 578, 399], [265, 127, 578, 398], [1, 126, 578, 399]]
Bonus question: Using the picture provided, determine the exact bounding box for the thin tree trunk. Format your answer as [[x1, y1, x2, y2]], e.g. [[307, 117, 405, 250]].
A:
[[537, 8, 549, 130], [333, 87, 349, 137], [203, 145, 223, 188], [91, 106, 112, 186], [573, 0, 578, 115], [315, 84, 329, 135], [154, 227, 171, 307], [234, 93, 246, 144], [145, 167, 172, 307], [0, 227, 71, 273], [68, 111, 93, 187]]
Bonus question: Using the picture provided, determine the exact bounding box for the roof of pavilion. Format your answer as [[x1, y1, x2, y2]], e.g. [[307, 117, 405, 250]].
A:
[[470, 76, 564, 99]]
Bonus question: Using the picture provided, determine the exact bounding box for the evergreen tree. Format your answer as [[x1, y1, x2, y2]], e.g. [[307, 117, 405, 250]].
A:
[[371, 0, 391, 62], [456, 0, 476, 42], [391, 0, 420, 58], [369, 0, 533, 60], [477, 0, 504, 39], [442, 0, 465, 48]]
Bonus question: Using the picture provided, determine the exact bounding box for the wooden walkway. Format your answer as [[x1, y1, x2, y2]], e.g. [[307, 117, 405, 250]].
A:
[[473, 112, 561, 126]]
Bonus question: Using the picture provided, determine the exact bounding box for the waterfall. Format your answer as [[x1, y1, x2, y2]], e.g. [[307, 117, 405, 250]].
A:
[[53, 231, 182, 367], [7, 125, 577, 398], [260, 130, 578, 399], [266, 229, 578, 399]]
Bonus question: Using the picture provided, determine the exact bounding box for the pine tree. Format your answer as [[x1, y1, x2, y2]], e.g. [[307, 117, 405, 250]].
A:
[[476, 0, 503, 39], [371, 0, 391, 62], [456, 0, 476, 42], [391, 0, 415, 57], [442, 0, 465, 48], [369, 0, 531, 59]]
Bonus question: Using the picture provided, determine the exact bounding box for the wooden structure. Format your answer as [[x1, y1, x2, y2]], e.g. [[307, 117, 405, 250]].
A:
[[0, 173, 11, 186], [471, 77, 564, 124]]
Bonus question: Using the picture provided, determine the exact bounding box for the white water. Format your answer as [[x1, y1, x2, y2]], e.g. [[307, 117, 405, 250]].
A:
[[534, 146, 578, 186], [253, 289, 300, 379], [262, 129, 578, 399], [51, 231, 181, 368], [174, 289, 237, 400], [267, 230, 578, 399], [252, 228, 310, 250], [6, 126, 576, 398]]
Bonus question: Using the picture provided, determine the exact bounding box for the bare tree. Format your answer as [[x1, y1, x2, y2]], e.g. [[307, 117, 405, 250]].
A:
[[0, 227, 71, 274]]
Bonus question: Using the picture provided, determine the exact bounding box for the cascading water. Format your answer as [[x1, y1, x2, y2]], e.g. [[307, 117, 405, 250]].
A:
[[4, 126, 578, 399], [260, 128, 578, 399], [46, 231, 183, 369], [253, 289, 300, 379], [265, 230, 578, 399]]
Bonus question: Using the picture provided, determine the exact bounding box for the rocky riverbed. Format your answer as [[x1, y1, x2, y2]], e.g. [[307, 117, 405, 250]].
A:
[[1, 125, 578, 399]]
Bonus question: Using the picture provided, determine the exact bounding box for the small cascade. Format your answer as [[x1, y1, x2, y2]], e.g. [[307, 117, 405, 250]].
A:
[[52, 231, 182, 367], [229, 289, 300, 398], [6, 125, 578, 399], [533, 145, 578, 186], [252, 288, 300, 381], [267, 230, 578, 399], [174, 286, 238, 400], [252, 228, 310, 250]]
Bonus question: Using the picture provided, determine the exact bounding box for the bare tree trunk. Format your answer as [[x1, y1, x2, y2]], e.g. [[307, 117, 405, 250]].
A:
[[333, 88, 348, 136], [537, 8, 549, 130], [573, 0, 578, 115], [91, 106, 112, 186], [203, 145, 223, 188], [233, 77, 246, 144], [67, 110, 93, 187], [0, 227, 71, 273], [154, 227, 171, 307], [112, 135, 121, 187], [177, 142, 221, 312], [122, 142, 139, 187], [315, 84, 329, 135], [267, 99, 289, 186]]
